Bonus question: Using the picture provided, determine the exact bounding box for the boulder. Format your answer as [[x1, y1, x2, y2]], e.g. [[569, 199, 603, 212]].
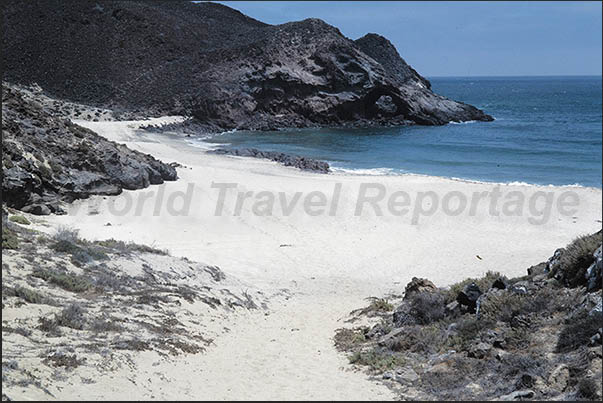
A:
[[21, 203, 51, 216], [403, 277, 437, 300], [456, 282, 482, 313]]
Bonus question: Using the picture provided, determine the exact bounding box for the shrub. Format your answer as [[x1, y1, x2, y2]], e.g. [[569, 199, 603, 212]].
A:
[[409, 291, 446, 325], [9, 215, 30, 225], [552, 232, 602, 287], [349, 349, 406, 372], [13, 286, 46, 304], [56, 303, 87, 330], [446, 316, 495, 352], [44, 352, 85, 369], [38, 317, 61, 335], [369, 298, 394, 312], [53, 226, 80, 243], [32, 269, 92, 293], [334, 328, 366, 351], [389, 324, 447, 354], [2, 226, 19, 249], [577, 378, 600, 400], [556, 310, 602, 353]]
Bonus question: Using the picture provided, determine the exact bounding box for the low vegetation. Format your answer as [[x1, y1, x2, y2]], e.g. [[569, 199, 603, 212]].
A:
[[8, 215, 30, 225], [2, 216, 262, 400], [338, 232, 602, 400]]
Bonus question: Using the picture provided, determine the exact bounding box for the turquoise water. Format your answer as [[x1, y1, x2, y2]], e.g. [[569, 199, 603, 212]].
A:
[[198, 76, 602, 187]]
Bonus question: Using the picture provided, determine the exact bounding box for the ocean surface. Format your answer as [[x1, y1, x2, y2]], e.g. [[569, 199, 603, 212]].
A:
[[195, 76, 602, 188]]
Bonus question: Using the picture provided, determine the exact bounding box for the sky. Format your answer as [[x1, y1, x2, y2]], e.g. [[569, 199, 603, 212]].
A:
[[213, 1, 602, 77]]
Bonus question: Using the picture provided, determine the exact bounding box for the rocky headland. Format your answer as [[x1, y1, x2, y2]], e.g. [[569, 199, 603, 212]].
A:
[[3, 0, 493, 133]]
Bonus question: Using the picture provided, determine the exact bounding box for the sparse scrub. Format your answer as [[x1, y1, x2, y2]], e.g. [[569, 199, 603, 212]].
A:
[[90, 317, 123, 333], [43, 351, 85, 369], [53, 226, 80, 244], [94, 238, 168, 255]]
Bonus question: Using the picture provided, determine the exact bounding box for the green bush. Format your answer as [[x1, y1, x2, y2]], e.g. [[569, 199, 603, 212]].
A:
[[349, 350, 406, 372], [369, 298, 394, 312], [9, 215, 30, 225], [2, 226, 19, 249], [334, 328, 366, 351], [13, 286, 46, 304], [32, 269, 92, 293]]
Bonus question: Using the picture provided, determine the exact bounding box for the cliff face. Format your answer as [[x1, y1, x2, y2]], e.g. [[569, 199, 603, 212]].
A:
[[2, 1, 493, 129]]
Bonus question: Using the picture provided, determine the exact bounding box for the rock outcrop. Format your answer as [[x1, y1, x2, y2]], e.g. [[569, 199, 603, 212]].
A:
[[1, 83, 177, 214], [209, 148, 330, 173], [2, 0, 493, 131]]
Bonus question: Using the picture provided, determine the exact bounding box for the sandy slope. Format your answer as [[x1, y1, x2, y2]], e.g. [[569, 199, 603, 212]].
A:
[[37, 117, 602, 400]]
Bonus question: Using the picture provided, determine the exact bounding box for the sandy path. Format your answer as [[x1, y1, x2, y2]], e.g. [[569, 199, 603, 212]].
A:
[[39, 117, 602, 400]]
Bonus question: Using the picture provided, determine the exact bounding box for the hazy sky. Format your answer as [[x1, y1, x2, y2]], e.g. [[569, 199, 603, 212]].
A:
[[214, 1, 602, 77]]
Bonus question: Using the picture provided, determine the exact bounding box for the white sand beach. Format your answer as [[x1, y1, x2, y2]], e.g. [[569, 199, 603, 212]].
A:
[[33, 117, 602, 400]]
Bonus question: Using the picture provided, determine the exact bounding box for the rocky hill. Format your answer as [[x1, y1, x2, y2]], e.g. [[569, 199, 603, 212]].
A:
[[1, 83, 177, 215], [2, 0, 493, 130]]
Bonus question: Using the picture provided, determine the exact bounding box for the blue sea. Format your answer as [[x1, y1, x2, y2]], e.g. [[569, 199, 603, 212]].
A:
[[197, 76, 602, 188]]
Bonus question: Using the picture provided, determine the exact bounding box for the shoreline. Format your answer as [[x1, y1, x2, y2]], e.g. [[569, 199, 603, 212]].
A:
[[181, 125, 601, 191]]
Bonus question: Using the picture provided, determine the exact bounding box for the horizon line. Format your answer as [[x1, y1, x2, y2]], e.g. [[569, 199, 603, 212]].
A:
[[426, 74, 602, 79]]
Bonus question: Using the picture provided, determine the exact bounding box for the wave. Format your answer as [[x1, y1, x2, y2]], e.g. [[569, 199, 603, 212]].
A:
[[331, 165, 597, 189], [330, 166, 400, 176], [448, 120, 477, 125]]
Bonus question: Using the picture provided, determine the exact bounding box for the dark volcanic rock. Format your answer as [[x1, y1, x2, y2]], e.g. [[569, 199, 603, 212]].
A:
[[2, 1, 493, 130], [1, 84, 177, 214], [209, 148, 330, 173], [456, 282, 482, 313]]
